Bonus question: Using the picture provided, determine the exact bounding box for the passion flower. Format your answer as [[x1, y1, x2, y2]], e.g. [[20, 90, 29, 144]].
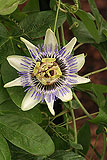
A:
[[4, 29, 90, 115]]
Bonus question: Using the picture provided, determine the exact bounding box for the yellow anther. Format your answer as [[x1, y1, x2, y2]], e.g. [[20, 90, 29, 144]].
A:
[[56, 66, 62, 75], [33, 62, 40, 75], [42, 58, 56, 63]]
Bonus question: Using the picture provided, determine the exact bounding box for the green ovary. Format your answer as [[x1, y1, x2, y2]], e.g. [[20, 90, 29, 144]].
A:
[[32, 58, 62, 85]]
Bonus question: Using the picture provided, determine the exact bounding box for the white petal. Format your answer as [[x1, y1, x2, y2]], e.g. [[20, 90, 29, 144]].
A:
[[58, 87, 73, 102], [69, 74, 90, 85], [20, 37, 39, 60], [21, 88, 41, 111], [74, 53, 85, 71], [7, 55, 32, 71], [45, 95, 55, 116], [64, 37, 77, 56], [44, 29, 58, 54], [4, 77, 22, 88]]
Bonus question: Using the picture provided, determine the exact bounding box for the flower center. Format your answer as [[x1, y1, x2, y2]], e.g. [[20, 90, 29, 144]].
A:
[[32, 58, 62, 85]]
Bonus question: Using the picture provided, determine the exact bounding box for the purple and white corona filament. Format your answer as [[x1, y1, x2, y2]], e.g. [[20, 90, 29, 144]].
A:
[[4, 29, 90, 115]]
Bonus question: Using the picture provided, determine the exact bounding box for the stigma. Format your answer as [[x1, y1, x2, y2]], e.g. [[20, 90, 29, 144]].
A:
[[32, 58, 62, 85]]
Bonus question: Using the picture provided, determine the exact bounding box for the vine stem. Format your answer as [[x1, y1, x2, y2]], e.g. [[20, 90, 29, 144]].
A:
[[73, 92, 93, 119], [56, 29, 61, 49], [101, 133, 107, 160], [69, 101, 77, 144], [83, 66, 107, 77], [55, 112, 99, 128], [90, 135, 98, 160], [60, 25, 66, 46], [54, 0, 61, 33], [74, 43, 83, 51]]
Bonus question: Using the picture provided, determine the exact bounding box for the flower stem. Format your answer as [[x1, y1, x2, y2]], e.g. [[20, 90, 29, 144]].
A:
[[60, 25, 66, 46], [101, 133, 107, 160], [73, 92, 93, 119], [54, 0, 61, 33], [69, 101, 77, 144], [83, 66, 107, 78]]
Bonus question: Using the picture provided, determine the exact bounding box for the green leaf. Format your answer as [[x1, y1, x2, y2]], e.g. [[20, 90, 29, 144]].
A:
[[0, 23, 25, 64], [9, 142, 44, 160], [1, 60, 25, 107], [91, 83, 106, 108], [92, 41, 107, 64], [90, 98, 107, 127], [64, 101, 80, 110], [0, 0, 20, 15], [88, 0, 107, 32], [72, 100, 80, 109], [0, 111, 55, 156], [76, 83, 107, 109], [96, 125, 104, 135], [52, 127, 69, 150], [22, 0, 40, 13], [76, 83, 107, 94], [10, 8, 27, 22], [52, 134, 69, 150], [0, 23, 9, 64], [0, 100, 43, 124], [0, 75, 9, 104], [50, 0, 56, 9], [77, 123, 91, 155], [14, 11, 66, 38], [76, 9, 100, 43], [69, 141, 83, 150], [49, 150, 85, 160], [0, 134, 11, 160], [68, 15, 95, 43], [19, 0, 27, 4], [103, 29, 107, 38]]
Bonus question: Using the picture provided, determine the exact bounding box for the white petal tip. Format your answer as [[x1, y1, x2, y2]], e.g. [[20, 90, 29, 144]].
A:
[[7, 56, 11, 62], [87, 78, 91, 83], [64, 97, 73, 102], [73, 37, 77, 42], [4, 84, 8, 88], [21, 105, 31, 111], [51, 110, 55, 116], [20, 37, 25, 42], [46, 28, 53, 33]]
